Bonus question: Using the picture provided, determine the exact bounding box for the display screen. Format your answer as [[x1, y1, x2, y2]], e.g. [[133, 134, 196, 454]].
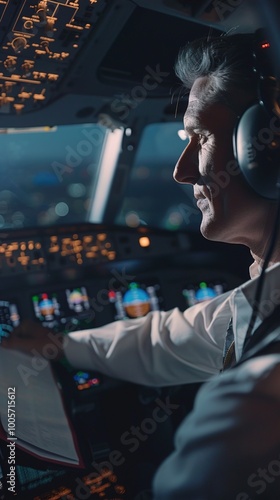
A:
[[0, 300, 20, 343], [73, 370, 101, 391], [31, 286, 93, 331], [182, 280, 226, 307], [32, 292, 61, 323], [15, 465, 65, 493], [66, 287, 90, 313], [108, 281, 162, 320]]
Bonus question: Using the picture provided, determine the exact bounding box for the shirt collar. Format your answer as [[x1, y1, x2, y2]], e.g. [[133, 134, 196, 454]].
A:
[[230, 262, 280, 360]]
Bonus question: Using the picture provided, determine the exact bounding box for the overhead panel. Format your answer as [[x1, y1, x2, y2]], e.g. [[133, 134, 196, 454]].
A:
[[0, 0, 109, 116]]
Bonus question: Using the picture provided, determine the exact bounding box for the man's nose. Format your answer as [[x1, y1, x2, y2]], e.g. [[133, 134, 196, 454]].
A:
[[173, 141, 199, 184]]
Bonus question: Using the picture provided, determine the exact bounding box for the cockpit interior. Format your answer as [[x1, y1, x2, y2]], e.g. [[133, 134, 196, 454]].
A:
[[0, 1, 277, 498]]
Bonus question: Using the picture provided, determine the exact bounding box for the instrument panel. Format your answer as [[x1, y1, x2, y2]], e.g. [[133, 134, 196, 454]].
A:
[[0, 224, 190, 342], [0, 223, 189, 276], [0, 222, 250, 499], [0, 230, 116, 274], [0, 0, 109, 115], [0, 222, 248, 341]]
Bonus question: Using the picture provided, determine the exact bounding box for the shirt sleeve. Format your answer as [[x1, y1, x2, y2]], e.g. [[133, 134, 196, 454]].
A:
[[63, 291, 232, 386], [153, 354, 280, 500]]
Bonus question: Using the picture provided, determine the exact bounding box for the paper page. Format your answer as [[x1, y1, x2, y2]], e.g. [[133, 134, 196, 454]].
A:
[[0, 348, 79, 464]]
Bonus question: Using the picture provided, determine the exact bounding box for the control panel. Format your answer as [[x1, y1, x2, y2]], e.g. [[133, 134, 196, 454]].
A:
[[0, 224, 191, 339], [0, 222, 246, 342], [0, 223, 250, 499], [0, 230, 116, 275], [0, 223, 189, 277], [0, 0, 108, 115]]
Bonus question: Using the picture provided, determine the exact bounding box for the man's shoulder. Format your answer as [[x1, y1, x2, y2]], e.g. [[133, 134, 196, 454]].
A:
[[235, 351, 280, 392], [217, 352, 280, 400], [195, 352, 280, 411]]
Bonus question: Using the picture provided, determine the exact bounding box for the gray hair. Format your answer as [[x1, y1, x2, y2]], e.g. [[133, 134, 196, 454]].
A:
[[175, 33, 260, 100]]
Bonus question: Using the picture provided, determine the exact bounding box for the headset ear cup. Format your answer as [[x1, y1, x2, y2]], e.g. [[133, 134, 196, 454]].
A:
[[233, 102, 280, 200]]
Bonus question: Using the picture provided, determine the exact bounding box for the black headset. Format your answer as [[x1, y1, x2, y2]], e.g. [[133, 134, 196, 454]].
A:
[[233, 35, 280, 200]]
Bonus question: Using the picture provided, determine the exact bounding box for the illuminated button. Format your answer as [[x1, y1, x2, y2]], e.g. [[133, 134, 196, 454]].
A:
[[11, 37, 27, 53], [18, 91, 32, 99], [139, 236, 150, 248], [21, 62, 33, 77], [14, 103, 24, 114], [48, 73, 59, 81], [4, 58, 17, 72], [23, 20, 34, 30], [33, 91, 46, 101]]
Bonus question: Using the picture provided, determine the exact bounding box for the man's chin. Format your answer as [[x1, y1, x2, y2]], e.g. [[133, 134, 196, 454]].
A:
[[200, 221, 222, 242]]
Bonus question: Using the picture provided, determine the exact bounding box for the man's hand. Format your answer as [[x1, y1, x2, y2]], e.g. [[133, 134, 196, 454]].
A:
[[1, 319, 64, 361]]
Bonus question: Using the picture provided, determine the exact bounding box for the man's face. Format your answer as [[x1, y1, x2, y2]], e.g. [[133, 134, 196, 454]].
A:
[[173, 76, 266, 246]]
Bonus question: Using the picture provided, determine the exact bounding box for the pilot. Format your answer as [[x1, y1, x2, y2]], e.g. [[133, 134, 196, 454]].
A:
[[3, 32, 280, 498]]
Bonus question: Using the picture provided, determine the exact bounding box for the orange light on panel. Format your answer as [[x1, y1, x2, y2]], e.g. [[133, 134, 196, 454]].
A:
[[139, 236, 150, 248]]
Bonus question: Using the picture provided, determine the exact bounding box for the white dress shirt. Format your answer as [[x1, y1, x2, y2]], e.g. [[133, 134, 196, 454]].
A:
[[63, 263, 280, 499], [63, 264, 280, 385]]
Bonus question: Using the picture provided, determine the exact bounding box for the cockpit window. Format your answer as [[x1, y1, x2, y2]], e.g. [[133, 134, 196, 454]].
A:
[[0, 124, 107, 229], [114, 122, 201, 231], [0, 122, 201, 232]]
